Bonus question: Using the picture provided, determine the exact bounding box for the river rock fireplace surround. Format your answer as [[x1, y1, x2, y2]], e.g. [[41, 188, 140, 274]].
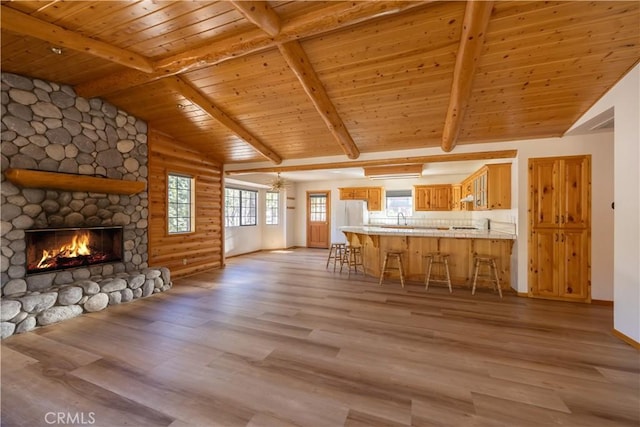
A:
[[1, 72, 172, 339]]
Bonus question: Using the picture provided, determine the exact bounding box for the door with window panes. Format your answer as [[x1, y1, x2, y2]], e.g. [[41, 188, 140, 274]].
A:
[[307, 191, 330, 248]]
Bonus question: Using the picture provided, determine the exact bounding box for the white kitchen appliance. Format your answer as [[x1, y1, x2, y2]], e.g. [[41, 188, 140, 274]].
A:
[[333, 200, 368, 243]]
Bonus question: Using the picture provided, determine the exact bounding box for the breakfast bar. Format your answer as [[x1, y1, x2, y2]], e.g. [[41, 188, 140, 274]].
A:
[[340, 226, 516, 291]]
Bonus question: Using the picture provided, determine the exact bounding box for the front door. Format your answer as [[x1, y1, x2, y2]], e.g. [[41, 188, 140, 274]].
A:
[[307, 191, 330, 248]]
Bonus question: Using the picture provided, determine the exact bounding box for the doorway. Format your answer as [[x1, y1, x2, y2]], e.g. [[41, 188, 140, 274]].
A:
[[307, 191, 330, 248]]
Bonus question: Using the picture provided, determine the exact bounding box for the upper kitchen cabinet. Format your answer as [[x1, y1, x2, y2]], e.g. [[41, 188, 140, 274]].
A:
[[366, 187, 383, 211], [529, 156, 590, 229], [451, 184, 462, 211], [467, 163, 512, 210], [414, 185, 452, 211], [340, 187, 368, 200], [339, 187, 383, 211]]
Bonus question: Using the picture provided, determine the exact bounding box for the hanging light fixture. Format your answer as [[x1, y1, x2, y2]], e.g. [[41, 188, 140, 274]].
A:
[[269, 172, 286, 192]]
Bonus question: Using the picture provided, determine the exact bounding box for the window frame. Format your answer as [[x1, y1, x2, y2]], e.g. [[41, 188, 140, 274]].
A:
[[225, 187, 258, 227], [167, 172, 196, 235], [385, 189, 413, 217]]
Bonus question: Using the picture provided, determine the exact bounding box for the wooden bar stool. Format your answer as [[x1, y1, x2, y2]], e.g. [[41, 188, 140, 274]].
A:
[[424, 252, 452, 293], [326, 243, 346, 271], [471, 255, 502, 298], [379, 251, 405, 288], [341, 244, 364, 277]]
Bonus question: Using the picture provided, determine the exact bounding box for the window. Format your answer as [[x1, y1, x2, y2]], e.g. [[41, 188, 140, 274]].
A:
[[225, 188, 257, 226], [265, 192, 279, 225], [385, 189, 413, 217], [167, 174, 195, 234], [309, 194, 327, 221]]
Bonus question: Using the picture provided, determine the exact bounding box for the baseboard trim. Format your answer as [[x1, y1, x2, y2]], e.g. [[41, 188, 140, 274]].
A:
[[225, 249, 262, 259], [591, 299, 614, 307], [517, 292, 528, 297], [612, 329, 640, 349]]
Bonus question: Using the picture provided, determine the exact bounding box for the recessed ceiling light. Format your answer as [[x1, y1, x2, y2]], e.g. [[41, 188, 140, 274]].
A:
[[177, 104, 185, 110], [50, 47, 63, 55]]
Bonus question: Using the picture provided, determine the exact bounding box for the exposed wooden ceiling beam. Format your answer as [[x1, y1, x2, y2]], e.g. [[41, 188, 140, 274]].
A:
[[225, 149, 517, 175], [74, 1, 430, 98], [441, 1, 494, 153], [0, 5, 154, 74], [278, 40, 360, 160], [230, 1, 281, 37], [164, 76, 282, 165]]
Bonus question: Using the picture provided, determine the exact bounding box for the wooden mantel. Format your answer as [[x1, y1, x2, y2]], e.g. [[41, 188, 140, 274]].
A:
[[4, 168, 146, 195]]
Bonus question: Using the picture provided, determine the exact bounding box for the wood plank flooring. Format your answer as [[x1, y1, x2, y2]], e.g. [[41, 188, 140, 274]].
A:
[[2, 248, 638, 427]]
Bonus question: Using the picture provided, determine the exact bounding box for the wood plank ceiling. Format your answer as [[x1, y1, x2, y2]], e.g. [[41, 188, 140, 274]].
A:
[[1, 1, 639, 166]]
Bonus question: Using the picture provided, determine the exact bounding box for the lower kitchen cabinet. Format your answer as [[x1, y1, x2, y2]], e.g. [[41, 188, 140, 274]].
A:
[[528, 228, 590, 302]]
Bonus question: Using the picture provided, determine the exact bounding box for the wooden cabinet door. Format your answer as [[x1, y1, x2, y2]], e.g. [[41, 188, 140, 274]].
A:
[[352, 188, 368, 199], [487, 164, 512, 209], [461, 178, 473, 211], [558, 229, 590, 300], [529, 158, 561, 228], [529, 228, 559, 298], [414, 186, 451, 211], [560, 156, 590, 229], [339, 188, 354, 200], [432, 185, 451, 210], [414, 186, 429, 210], [473, 171, 487, 209], [451, 185, 461, 210], [367, 188, 382, 211]]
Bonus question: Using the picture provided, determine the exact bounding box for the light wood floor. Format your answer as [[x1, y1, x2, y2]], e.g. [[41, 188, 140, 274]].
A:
[[2, 248, 638, 427]]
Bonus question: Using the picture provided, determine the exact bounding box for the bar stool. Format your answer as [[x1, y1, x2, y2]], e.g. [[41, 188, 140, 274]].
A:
[[379, 251, 405, 288], [471, 255, 502, 298], [423, 252, 452, 293], [341, 244, 364, 277], [326, 243, 346, 271]]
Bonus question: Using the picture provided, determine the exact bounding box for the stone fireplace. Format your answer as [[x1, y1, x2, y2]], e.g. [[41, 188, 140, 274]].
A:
[[1, 72, 171, 338]]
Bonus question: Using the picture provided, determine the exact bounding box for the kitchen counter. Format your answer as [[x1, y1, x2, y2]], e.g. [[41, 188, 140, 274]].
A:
[[340, 226, 515, 290], [339, 225, 516, 240]]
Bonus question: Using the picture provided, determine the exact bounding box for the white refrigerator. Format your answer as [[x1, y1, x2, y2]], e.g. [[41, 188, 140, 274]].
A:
[[333, 200, 368, 243]]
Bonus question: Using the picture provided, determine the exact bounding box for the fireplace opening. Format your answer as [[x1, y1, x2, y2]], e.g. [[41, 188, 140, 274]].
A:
[[25, 226, 124, 275]]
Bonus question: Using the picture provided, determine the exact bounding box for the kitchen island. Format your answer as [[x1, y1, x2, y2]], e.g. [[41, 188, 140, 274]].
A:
[[340, 226, 516, 291]]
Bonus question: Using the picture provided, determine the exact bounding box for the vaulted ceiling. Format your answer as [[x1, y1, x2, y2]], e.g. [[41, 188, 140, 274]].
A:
[[2, 1, 639, 167]]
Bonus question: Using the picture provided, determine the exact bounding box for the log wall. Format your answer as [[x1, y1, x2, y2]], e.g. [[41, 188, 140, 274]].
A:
[[148, 129, 224, 278]]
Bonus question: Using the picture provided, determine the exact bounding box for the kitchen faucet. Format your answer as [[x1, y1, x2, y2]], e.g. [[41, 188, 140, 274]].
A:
[[397, 212, 407, 226]]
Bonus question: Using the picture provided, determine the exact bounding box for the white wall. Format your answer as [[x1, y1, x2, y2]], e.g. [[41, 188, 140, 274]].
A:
[[571, 65, 640, 343]]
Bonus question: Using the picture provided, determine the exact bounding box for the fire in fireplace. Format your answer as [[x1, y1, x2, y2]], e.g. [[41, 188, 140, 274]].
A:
[[25, 226, 124, 275]]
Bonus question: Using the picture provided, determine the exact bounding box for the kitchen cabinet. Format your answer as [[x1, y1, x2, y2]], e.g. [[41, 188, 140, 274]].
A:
[[340, 187, 368, 200], [414, 185, 451, 211], [451, 184, 462, 211], [529, 228, 590, 301], [339, 187, 383, 211], [529, 156, 590, 229], [461, 178, 473, 210], [366, 187, 382, 211], [528, 155, 591, 302], [468, 163, 511, 210]]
